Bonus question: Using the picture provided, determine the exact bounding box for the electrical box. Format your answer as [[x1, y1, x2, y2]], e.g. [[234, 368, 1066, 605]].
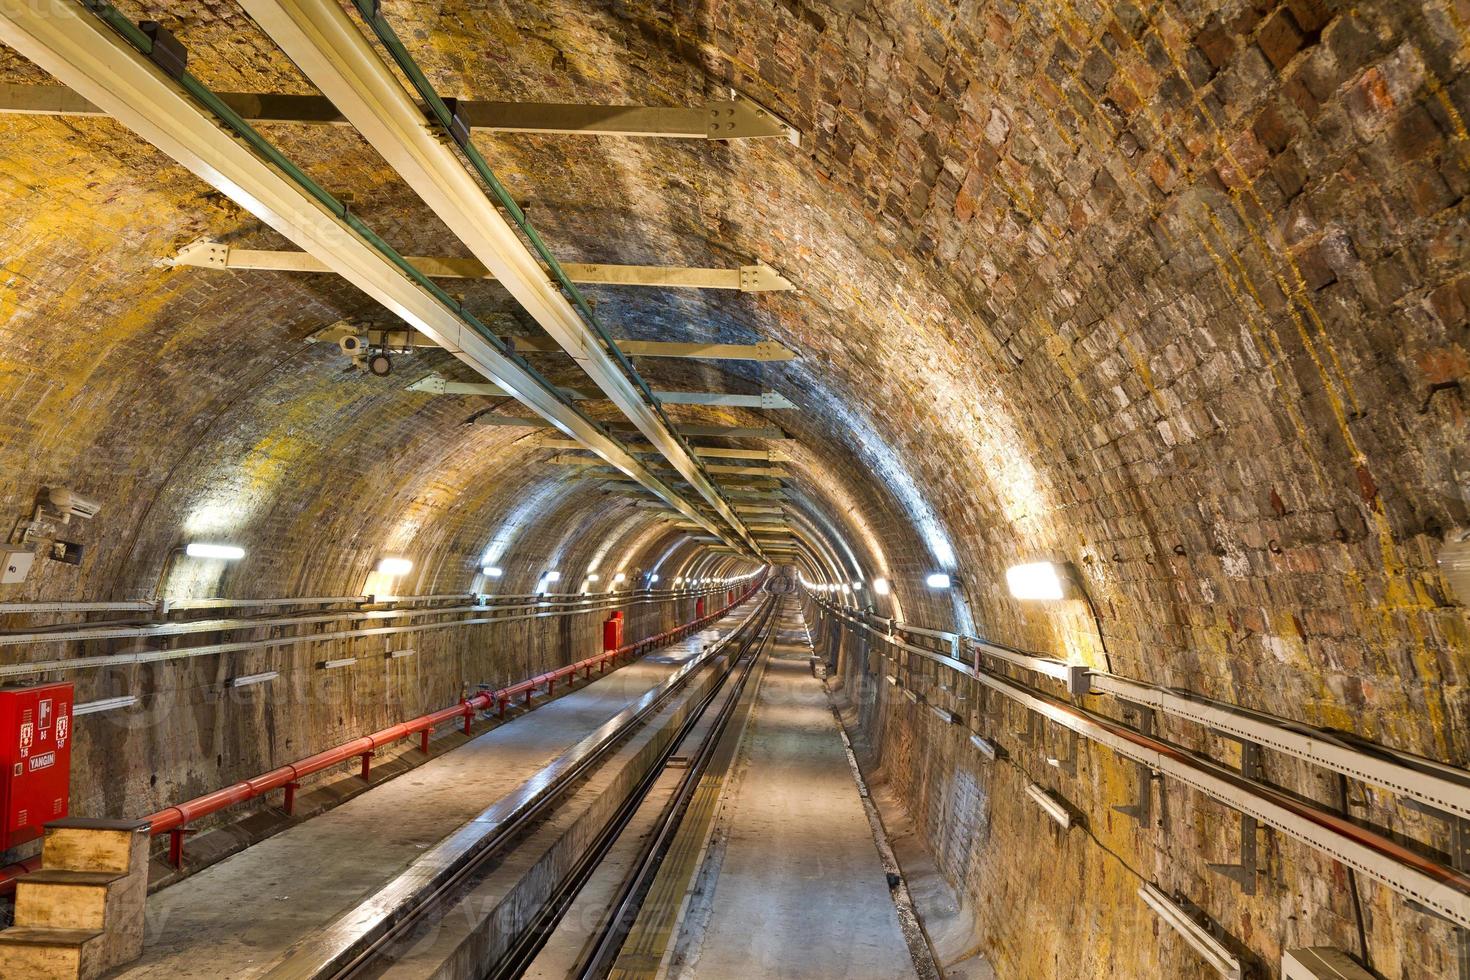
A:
[[0, 682, 73, 850], [0, 549, 34, 585]]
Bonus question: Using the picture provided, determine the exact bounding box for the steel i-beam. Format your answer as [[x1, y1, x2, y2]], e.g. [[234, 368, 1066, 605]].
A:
[[0, 81, 800, 141], [174, 239, 796, 292], [235, 0, 759, 552]]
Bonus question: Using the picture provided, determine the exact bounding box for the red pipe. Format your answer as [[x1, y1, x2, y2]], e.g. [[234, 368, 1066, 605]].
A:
[[137, 581, 762, 862]]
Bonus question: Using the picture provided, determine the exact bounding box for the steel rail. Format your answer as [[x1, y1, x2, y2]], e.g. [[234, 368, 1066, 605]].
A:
[[0, 1, 737, 550], [809, 595, 1470, 928], [235, 0, 759, 556], [258, 593, 771, 979]]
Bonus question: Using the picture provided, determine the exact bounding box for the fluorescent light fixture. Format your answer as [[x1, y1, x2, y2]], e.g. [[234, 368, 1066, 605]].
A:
[[482, 565, 503, 578], [318, 657, 357, 670], [1025, 783, 1072, 828], [544, 570, 561, 582], [613, 572, 626, 583], [586, 573, 600, 582], [229, 671, 279, 689], [1006, 561, 1065, 600], [925, 573, 952, 589], [852, 580, 864, 590], [74, 695, 138, 716], [185, 542, 245, 560], [873, 577, 891, 596], [649, 574, 660, 583], [840, 584, 851, 594], [969, 733, 999, 760], [378, 557, 413, 576], [1138, 884, 1242, 978], [386, 648, 415, 659]]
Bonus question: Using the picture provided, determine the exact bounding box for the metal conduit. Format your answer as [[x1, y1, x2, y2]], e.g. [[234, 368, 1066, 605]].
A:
[[144, 578, 764, 870], [808, 593, 1470, 929]]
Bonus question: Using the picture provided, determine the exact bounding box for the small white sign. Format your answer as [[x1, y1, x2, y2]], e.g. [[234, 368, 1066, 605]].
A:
[[28, 751, 55, 772]]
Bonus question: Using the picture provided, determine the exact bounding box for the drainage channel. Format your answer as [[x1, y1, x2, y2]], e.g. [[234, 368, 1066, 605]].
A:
[[258, 594, 779, 980]]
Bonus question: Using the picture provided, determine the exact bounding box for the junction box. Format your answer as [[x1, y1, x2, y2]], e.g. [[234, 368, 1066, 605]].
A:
[[0, 682, 74, 850]]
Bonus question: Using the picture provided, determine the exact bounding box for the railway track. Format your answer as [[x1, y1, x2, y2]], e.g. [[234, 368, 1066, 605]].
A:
[[259, 591, 783, 980]]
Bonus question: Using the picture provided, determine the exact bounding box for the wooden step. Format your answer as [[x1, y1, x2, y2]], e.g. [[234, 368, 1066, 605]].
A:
[[0, 926, 105, 978], [40, 818, 149, 875], [15, 870, 129, 931]]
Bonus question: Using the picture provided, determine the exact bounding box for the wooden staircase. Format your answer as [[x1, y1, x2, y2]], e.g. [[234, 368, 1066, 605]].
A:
[[0, 818, 150, 978]]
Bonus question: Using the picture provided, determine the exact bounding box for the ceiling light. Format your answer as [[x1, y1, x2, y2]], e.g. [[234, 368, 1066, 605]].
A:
[[613, 572, 626, 583], [378, 557, 413, 576], [482, 565, 502, 578], [650, 574, 659, 582], [925, 573, 951, 589], [1006, 561, 1065, 600], [185, 543, 245, 560], [544, 570, 561, 582], [586, 573, 600, 582], [873, 577, 891, 596]]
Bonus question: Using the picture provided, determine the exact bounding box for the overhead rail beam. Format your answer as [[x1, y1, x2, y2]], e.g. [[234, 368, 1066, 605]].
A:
[[308, 322, 795, 361], [172, 239, 796, 293], [411, 373, 798, 409], [0, 1, 753, 552], [0, 81, 800, 141], [238, 0, 759, 555], [548, 454, 789, 478]]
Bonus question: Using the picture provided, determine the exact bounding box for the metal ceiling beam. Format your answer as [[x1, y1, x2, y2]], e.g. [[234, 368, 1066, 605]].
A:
[[0, 81, 800, 141], [539, 438, 789, 463], [173, 239, 796, 293], [0, 2, 749, 552], [308, 323, 796, 362], [549, 454, 789, 478], [240, 0, 759, 554], [573, 468, 784, 489], [411, 373, 798, 409], [471, 415, 791, 441]]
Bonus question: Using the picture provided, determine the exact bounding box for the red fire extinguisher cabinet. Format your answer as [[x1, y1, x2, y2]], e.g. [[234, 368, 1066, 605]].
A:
[[0, 682, 73, 850]]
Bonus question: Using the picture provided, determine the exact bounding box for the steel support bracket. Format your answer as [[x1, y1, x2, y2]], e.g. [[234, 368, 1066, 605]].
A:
[[738, 262, 795, 292], [704, 96, 799, 143], [1207, 741, 1263, 894]]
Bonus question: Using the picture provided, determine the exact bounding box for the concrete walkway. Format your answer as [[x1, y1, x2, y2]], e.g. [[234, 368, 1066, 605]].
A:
[[676, 604, 916, 979], [110, 611, 748, 979]]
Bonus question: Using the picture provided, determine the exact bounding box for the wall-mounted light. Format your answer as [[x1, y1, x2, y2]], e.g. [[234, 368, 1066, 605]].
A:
[[543, 570, 561, 582], [586, 573, 600, 582], [873, 577, 891, 596], [649, 573, 660, 583], [1137, 884, 1242, 977], [1025, 783, 1072, 829], [925, 573, 951, 589], [74, 695, 138, 716], [851, 580, 863, 590], [1006, 561, 1065, 600], [378, 557, 413, 576], [318, 657, 357, 670], [228, 671, 279, 689], [185, 542, 245, 560], [613, 572, 626, 584], [482, 566, 503, 578]]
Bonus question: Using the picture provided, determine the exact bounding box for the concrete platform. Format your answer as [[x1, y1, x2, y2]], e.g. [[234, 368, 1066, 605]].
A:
[[670, 604, 916, 979], [108, 611, 749, 980]]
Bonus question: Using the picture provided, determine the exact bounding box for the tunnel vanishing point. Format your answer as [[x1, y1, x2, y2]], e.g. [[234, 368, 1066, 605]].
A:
[[0, 1, 1468, 978]]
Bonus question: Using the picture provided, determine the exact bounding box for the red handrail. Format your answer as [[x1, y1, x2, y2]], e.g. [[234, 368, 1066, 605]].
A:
[[141, 581, 762, 867]]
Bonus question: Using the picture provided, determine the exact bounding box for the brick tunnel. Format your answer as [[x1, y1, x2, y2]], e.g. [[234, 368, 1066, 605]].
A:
[[0, 1, 1466, 978]]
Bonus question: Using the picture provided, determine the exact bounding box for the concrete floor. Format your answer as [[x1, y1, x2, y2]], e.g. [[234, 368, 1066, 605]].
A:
[[673, 606, 916, 980], [109, 613, 744, 979]]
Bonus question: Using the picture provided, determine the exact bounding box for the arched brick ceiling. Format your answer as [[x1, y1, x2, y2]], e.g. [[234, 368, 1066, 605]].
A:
[[1, 0, 1466, 769]]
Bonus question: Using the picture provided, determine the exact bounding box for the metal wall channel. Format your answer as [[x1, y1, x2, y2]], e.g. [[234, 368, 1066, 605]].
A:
[[0, 2, 742, 551], [0, 588, 732, 680], [236, 0, 759, 555], [258, 598, 772, 979], [810, 596, 1470, 930]]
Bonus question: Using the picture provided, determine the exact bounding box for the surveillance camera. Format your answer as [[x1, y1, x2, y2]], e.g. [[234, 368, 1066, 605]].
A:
[[338, 334, 367, 355], [45, 487, 101, 521]]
